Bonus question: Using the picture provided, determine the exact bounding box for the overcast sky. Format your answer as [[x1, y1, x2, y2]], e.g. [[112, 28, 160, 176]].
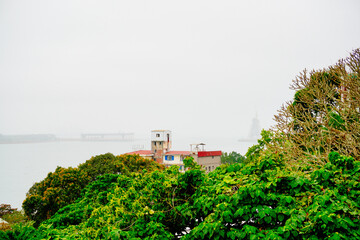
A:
[[0, 0, 359, 140]]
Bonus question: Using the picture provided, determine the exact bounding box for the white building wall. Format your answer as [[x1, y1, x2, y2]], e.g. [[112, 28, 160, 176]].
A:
[[163, 154, 183, 165], [162, 154, 190, 172], [151, 130, 172, 142]]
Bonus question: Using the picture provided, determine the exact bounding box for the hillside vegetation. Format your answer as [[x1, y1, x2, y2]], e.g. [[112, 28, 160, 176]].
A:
[[0, 49, 359, 239]]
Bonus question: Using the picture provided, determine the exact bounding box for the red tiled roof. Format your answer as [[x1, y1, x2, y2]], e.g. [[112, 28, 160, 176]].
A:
[[125, 150, 153, 155], [197, 151, 222, 157], [125, 150, 221, 157], [165, 151, 191, 155]]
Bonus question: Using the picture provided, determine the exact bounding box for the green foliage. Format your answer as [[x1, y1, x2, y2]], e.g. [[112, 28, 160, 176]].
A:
[[0, 223, 43, 240], [328, 112, 345, 131], [184, 156, 203, 170], [23, 166, 91, 227], [245, 130, 273, 163], [43, 173, 119, 229], [17, 151, 358, 239], [40, 165, 199, 239], [182, 152, 360, 239], [221, 151, 245, 164], [273, 48, 360, 164], [78, 152, 117, 180], [23, 153, 164, 226], [2, 210, 29, 226], [78, 153, 164, 180], [0, 204, 16, 218]]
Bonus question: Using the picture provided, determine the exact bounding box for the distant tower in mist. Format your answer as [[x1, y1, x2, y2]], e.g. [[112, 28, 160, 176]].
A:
[[248, 114, 261, 140]]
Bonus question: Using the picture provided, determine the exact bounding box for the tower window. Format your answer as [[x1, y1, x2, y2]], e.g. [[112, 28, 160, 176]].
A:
[[156, 134, 160, 137]]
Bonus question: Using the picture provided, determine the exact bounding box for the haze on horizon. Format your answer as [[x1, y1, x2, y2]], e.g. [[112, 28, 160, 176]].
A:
[[1, 0, 360, 142]]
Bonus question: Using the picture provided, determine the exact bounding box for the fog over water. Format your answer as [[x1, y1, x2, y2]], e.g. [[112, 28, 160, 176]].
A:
[[0, 0, 360, 209]]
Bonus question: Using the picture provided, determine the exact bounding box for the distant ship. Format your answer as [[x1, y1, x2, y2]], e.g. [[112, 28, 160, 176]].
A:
[[238, 115, 261, 142]]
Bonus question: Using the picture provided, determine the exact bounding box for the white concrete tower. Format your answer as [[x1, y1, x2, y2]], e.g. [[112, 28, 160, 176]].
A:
[[151, 130, 172, 163], [151, 130, 172, 153]]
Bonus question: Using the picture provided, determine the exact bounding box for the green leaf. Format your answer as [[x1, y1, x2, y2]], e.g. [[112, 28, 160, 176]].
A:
[[285, 196, 293, 204], [223, 175, 235, 184], [234, 208, 244, 218]]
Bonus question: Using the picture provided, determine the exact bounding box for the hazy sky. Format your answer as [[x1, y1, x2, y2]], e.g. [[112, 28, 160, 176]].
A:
[[1, 0, 359, 140]]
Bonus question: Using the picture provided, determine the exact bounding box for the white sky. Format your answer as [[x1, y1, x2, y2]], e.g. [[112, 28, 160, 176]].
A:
[[0, 0, 359, 140]]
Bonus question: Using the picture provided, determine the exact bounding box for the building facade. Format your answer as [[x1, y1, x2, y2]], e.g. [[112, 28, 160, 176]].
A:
[[126, 130, 221, 172]]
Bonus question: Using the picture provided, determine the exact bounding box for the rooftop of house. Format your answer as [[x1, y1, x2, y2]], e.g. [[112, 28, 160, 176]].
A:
[[125, 150, 221, 157], [125, 150, 153, 155], [197, 151, 222, 157], [125, 150, 191, 156], [165, 151, 191, 155]]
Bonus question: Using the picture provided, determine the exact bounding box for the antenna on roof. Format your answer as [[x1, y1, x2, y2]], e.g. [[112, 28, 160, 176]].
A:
[[190, 143, 206, 153]]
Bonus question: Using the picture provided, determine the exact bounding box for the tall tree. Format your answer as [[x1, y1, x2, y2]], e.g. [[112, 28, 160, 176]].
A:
[[271, 48, 360, 166]]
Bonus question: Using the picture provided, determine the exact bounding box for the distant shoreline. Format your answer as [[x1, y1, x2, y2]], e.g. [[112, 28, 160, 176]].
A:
[[0, 133, 135, 144], [0, 139, 136, 144]]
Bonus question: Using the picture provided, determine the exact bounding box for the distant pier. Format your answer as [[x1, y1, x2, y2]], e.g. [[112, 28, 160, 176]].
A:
[[80, 133, 134, 141]]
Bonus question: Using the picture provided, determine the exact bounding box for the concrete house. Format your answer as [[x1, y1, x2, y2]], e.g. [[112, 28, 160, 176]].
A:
[[126, 130, 221, 173]]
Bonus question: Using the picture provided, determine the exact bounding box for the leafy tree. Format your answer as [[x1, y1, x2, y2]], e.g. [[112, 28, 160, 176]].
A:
[[22, 167, 90, 226], [42, 173, 120, 229], [272, 49, 360, 166], [0, 224, 43, 240], [33, 158, 203, 239], [221, 151, 245, 164], [114, 153, 165, 175], [0, 204, 16, 218], [23, 153, 164, 226], [18, 152, 358, 239], [78, 152, 117, 180], [182, 151, 360, 239], [2, 210, 29, 226]]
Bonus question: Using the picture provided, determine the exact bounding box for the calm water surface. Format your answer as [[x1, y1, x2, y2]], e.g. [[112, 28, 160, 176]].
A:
[[0, 138, 253, 209]]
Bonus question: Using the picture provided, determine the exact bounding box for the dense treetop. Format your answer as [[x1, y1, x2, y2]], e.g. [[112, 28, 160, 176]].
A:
[[22, 153, 164, 226]]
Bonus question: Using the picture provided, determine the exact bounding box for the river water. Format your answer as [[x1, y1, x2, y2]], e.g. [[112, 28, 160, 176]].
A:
[[0, 138, 254, 209]]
